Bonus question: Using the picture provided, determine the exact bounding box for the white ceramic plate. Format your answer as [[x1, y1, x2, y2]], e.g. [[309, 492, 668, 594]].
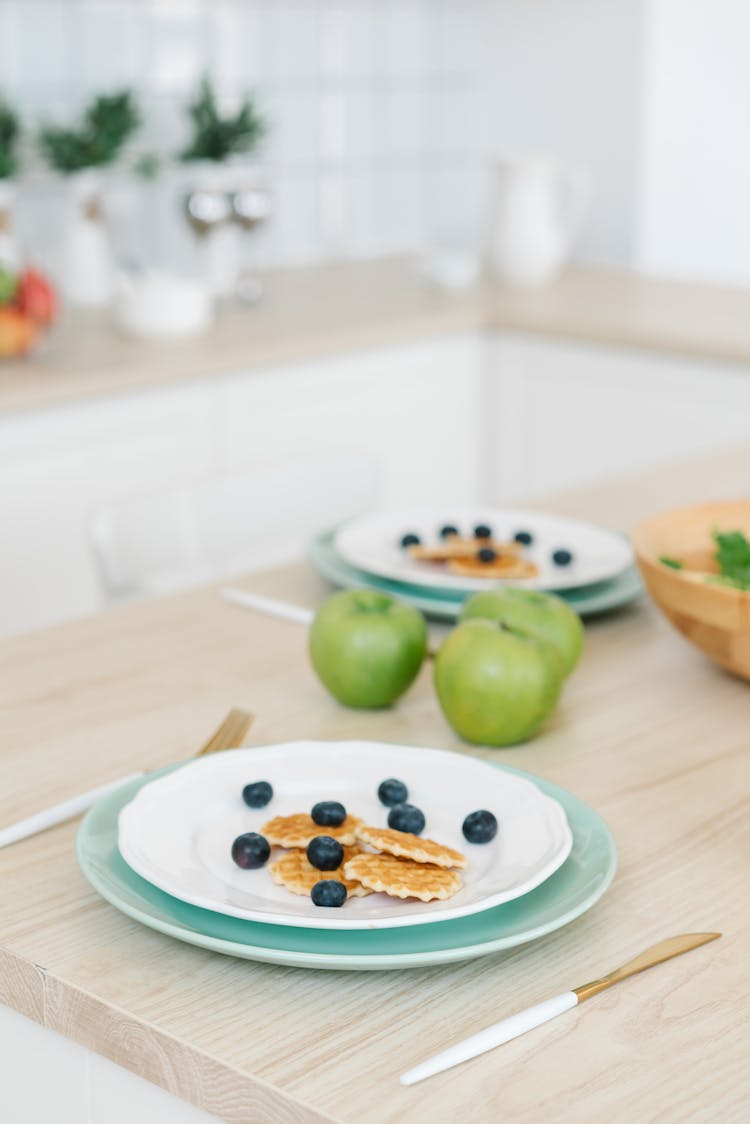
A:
[[334, 507, 633, 593], [118, 742, 572, 931]]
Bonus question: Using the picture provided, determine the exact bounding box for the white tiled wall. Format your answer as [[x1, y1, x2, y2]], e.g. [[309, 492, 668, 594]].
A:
[[0, 0, 483, 272]]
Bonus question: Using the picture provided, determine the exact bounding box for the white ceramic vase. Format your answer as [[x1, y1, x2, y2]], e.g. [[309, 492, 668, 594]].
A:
[[0, 180, 21, 272], [61, 170, 115, 307]]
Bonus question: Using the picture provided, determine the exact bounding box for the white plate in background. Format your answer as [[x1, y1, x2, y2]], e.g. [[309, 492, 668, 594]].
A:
[[335, 507, 633, 593]]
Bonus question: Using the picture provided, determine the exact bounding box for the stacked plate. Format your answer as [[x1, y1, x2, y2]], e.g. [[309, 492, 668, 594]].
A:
[[77, 741, 617, 970], [310, 507, 642, 620]]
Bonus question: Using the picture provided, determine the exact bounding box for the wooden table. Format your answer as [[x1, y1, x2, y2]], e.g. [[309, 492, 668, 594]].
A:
[[2, 449, 750, 1123]]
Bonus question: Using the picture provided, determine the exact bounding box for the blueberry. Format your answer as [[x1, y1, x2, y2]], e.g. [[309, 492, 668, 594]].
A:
[[307, 835, 345, 871], [552, 548, 573, 567], [311, 880, 347, 907], [311, 800, 346, 827], [242, 780, 273, 808], [378, 777, 409, 807], [388, 803, 426, 834], [514, 530, 534, 546], [462, 810, 498, 844], [474, 524, 493, 539], [439, 524, 460, 539], [231, 832, 270, 869], [400, 532, 421, 549], [477, 547, 497, 563]]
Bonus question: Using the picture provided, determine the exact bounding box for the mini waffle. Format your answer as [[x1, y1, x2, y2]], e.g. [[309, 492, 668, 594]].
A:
[[261, 812, 362, 848], [355, 824, 467, 869], [270, 847, 371, 897], [408, 537, 479, 563], [343, 853, 463, 902], [447, 554, 539, 579]]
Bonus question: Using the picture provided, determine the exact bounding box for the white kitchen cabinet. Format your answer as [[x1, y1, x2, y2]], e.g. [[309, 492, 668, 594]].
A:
[[2, 325, 749, 639], [0, 335, 482, 637], [0, 384, 219, 635], [485, 334, 750, 503], [0, 1004, 221, 1124], [220, 334, 483, 508]]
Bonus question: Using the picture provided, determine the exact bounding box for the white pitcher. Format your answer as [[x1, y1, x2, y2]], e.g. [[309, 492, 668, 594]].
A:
[[487, 156, 590, 286]]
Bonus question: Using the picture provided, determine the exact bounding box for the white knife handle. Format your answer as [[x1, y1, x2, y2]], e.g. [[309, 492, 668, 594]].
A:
[[400, 990, 579, 1086], [221, 588, 314, 626], [0, 772, 145, 849]]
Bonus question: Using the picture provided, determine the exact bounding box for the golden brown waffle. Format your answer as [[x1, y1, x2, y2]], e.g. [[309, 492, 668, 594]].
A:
[[261, 812, 362, 848], [408, 537, 478, 563], [270, 847, 371, 897], [447, 554, 539, 579], [343, 853, 463, 901], [355, 824, 467, 869]]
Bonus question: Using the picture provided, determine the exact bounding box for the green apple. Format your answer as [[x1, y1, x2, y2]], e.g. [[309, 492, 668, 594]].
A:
[[434, 618, 564, 746], [309, 589, 428, 708], [460, 588, 584, 677]]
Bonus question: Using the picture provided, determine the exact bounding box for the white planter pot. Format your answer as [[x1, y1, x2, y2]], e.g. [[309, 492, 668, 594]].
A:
[[61, 170, 115, 308], [0, 180, 21, 272]]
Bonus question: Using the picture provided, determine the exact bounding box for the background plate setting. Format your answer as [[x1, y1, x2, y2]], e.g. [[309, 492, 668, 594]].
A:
[[335, 507, 634, 593], [309, 529, 643, 620]]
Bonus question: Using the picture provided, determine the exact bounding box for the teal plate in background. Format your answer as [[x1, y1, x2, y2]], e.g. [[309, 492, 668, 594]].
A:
[[77, 764, 616, 970], [308, 530, 643, 622]]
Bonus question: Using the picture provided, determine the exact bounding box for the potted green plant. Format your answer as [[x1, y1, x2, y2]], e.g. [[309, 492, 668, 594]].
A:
[[0, 97, 21, 272], [180, 78, 267, 297], [39, 90, 139, 306]]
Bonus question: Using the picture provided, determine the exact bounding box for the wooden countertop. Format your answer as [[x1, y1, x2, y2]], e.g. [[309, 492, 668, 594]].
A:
[[2, 447, 749, 1122], [2, 257, 750, 416]]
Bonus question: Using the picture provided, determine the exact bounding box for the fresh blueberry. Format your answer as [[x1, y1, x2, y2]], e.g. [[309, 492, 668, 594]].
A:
[[231, 832, 270, 869], [311, 880, 347, 907], [400, 532, 421, 549], [514, 530, 534, 546], [477, 547, 497, 563], [552, 548, 573, 567], [388, 803, 426, 835], [242, 780, 273, 808], [474, 524, 493, 539], [462, 810, 498, 844], [377, 777, 409, 807], [311, 800, 347, 827], [439, 524, 460, 539], [307, 835, 345, 871]]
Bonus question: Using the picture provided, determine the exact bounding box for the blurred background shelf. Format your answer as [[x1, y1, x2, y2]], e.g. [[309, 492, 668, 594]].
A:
[[4, 259, 750, 416]]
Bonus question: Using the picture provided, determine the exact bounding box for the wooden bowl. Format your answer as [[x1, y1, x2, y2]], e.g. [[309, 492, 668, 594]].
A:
[[632, 500, 750, 681]]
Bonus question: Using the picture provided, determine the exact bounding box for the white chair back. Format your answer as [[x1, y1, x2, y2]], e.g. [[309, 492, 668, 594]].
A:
[[90, 454, 380, 602]]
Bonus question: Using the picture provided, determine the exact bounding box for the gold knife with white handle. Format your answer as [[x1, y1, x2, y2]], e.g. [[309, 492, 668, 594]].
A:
[[400, 932, 721, 1086]]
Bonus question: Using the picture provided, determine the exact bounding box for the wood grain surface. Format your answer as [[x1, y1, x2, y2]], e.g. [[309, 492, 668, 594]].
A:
[[2, 448, 750, 1122], [2, 256, 750, 415]]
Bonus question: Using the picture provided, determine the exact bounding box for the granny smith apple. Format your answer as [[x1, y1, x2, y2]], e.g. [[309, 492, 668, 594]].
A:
[[434, 618, 564, 746], [309, 589, 427, 708], [460, 588, 583, 677]]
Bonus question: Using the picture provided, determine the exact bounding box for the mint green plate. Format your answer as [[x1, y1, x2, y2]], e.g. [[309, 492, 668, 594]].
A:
[[77, 764, 616, 970], [309, 529, 643, 621]]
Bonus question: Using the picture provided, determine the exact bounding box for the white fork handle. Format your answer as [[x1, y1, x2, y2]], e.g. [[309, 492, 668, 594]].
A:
[[400, 991, 578, 1086], [0, 772, 145, 848], [221, 588, 314, 626]]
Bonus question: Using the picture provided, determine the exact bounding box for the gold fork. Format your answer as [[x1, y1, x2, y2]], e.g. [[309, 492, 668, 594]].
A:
[[195, 707, 255, 756], [0, 707, 255, 849]]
